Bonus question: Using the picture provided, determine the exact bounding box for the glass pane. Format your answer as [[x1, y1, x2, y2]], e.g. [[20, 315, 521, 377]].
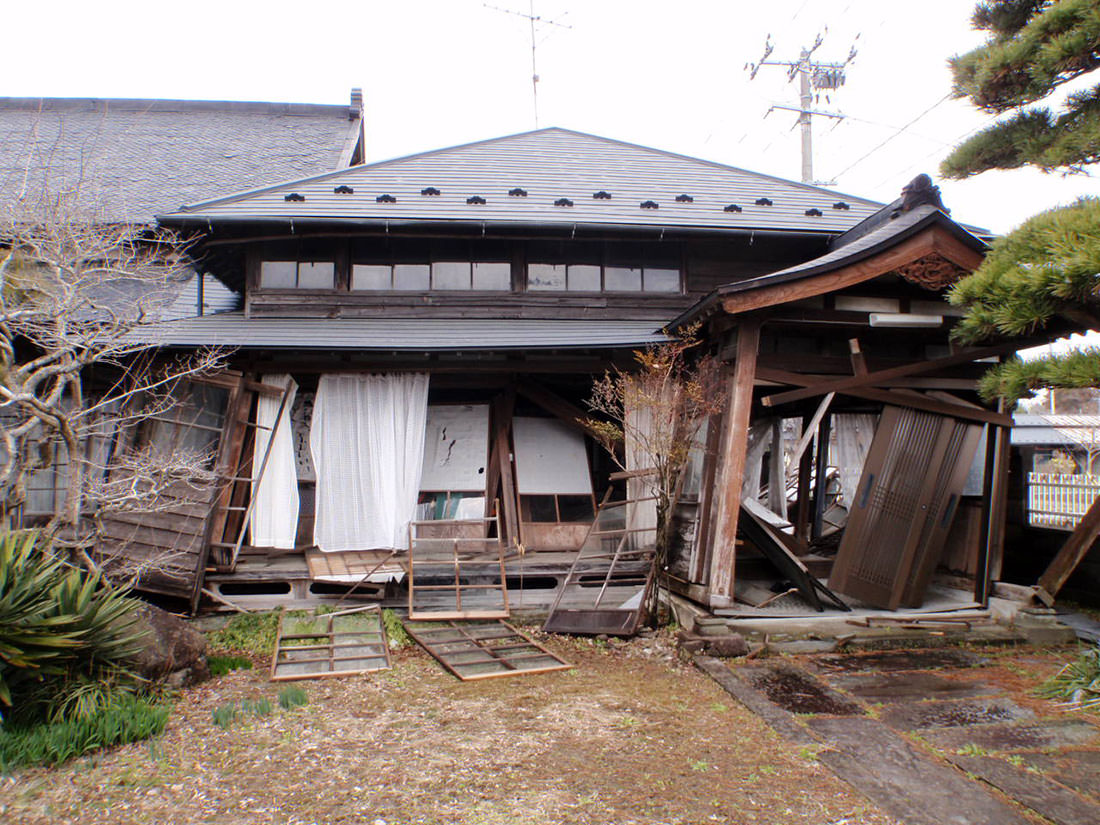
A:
[[260, 261, 296, 289], [431, 261, 471, 290], [567, 264, 601, 291], [527, 263, 566, 291], [472, 262, 511, 291], [644, 268, 681, 292], [394, 264, 430, 290], [558, 495, 594, 522], [604, 266, 642, 292], [351, 265, 392, 290], [524, 495, 558, 522], [297, 262, 335, 289]]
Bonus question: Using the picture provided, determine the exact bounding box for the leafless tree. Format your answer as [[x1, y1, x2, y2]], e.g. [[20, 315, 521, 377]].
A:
[[0, 193, 225, 551], [585, 325, 725, 621]]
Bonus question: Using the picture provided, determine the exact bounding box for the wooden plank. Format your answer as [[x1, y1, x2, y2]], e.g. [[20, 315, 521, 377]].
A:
[[708, 320, 760, 604], [760, 344, 1014, 409], [689, 411, 724, 584], [1037, 487, 1100, 603]]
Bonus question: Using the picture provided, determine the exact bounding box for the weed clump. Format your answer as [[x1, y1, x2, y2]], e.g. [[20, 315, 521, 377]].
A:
[[207, 654, 254, 678], [277, 685, 309, 710], [1037, 644, 1100, 711], [0, 695, 169, 771], [205, 611, 283, 656]]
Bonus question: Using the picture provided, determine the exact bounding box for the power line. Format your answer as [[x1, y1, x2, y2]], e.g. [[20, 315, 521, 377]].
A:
[[831, 92, 952, 179]]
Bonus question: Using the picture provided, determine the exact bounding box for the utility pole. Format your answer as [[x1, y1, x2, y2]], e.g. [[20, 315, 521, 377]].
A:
[[747, 34, 857, 184], [484, 2, 572, 129]]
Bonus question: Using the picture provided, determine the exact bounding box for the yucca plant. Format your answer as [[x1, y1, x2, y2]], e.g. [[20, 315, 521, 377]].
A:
[[0, 530, 148, 725]]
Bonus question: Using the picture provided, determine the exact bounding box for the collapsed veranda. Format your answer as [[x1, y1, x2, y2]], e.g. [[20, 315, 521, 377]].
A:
[[1, 96, 1022, 624]]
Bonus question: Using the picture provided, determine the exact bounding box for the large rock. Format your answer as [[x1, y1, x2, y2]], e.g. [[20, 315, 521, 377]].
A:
[[128, 603, 210, 687]]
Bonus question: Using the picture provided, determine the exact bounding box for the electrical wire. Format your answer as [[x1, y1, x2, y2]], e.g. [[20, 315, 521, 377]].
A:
[[830, 92, 953, 179]]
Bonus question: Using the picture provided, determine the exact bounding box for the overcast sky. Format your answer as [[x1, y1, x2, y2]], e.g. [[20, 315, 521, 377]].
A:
[[4, 0, 1096, 234]]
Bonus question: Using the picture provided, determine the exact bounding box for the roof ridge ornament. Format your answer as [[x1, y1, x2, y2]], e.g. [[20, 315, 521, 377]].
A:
[[900, 174, 947, 213]]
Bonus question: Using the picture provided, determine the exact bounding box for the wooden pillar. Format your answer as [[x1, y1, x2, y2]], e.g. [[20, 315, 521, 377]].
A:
[[976, 418, 1010, 604], [794, 431, 815, 543], [811, 414, 832, 541], [708, 320, 760, 606]]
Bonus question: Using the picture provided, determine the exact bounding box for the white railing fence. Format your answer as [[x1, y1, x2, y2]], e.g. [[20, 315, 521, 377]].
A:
[[1027, 472, 1100, 531]]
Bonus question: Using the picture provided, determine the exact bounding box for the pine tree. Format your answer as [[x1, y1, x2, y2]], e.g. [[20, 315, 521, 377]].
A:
[[942, 0, 1100, 177], [942, 1, 1100, 402]]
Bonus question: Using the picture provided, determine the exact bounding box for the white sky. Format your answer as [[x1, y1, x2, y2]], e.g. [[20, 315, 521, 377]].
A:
[[3, 0, 1097, 234]]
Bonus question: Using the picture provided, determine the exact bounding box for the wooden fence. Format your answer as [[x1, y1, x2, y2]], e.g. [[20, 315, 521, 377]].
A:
[[1027, 473, 1100, 531]]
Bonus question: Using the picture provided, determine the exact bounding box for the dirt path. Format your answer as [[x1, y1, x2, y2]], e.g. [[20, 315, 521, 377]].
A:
[[3, 632, 898, 825]]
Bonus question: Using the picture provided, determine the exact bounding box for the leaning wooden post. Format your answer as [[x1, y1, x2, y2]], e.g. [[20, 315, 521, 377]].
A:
[[707, 320, 761, 606]]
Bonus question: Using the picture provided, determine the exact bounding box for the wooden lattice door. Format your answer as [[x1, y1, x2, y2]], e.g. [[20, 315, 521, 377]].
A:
[[828, 406, 983, 609]]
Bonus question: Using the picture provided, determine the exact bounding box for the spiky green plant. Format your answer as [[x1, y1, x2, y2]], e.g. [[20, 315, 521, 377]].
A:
[[0, 531, 147, 725], [1037, 644, 1100, 711]]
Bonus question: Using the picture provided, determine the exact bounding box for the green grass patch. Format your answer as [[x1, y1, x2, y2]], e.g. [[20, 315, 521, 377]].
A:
[[277, 685, 309, 711], [382, 609, 411, 648], [0, 695, 169, 771], [211, 703, 239, 730], [207, 654, 254, 678]]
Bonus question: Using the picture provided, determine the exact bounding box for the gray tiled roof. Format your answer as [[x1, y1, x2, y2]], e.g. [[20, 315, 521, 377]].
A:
[[160, 128, 883, 234], [1012, 414, 1100, 446], [122, 314, 669, 351], [0, 96, 363, 223]]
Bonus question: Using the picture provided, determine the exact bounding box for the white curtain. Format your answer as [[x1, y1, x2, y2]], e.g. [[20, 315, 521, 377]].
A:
[[834, 413, 877, 510], [310, 373, 429, 552], [250, 374, 300, 549]]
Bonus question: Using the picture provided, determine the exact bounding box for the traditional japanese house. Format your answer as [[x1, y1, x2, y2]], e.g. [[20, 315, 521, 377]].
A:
[[96, 125, 1021, 624]]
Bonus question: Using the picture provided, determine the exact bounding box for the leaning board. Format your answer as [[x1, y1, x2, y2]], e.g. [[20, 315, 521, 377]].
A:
[[512, 417, 593, 496]]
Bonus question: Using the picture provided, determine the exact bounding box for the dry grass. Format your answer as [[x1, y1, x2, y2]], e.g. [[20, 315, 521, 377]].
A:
[[2, 629, 899, 825]]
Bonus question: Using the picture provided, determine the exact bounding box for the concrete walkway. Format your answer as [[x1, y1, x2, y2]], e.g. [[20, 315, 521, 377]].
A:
[[697, 648, 1100, 825]]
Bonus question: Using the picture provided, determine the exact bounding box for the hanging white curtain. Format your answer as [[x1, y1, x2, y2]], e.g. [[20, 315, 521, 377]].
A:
[[310, 373, 429, 552], [833, 413, 877, 510], [250, 374, 299, 549]]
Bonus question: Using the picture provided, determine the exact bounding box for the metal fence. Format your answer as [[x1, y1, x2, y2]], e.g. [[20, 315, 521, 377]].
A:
[[1027, 472, 1100, 530]]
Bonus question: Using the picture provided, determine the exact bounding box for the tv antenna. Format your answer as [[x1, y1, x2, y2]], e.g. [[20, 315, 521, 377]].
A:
[[747, 31, 858, 184], [484, 1, 572, 128]]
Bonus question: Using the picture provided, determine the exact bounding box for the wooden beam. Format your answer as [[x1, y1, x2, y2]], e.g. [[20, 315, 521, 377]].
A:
[[761, 343, 1013, 408], [849, 338, 868, 376], [1037, 485, 1100, 603], [719, 225, 984, 316], [708, 321, 760, 605], [976, 420, 1010, 603], [514, 381, 609, 440], [491, 392, 521, 549], [811, 413, 832, 541], [789, 393, 834, 466], [755, 367, 1011, 427]]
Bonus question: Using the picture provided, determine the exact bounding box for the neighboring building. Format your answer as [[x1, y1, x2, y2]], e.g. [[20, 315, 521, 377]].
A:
[[86, 126, 1015, 619], [0, 92, 366, 316], [0, 92, 365, 521]]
